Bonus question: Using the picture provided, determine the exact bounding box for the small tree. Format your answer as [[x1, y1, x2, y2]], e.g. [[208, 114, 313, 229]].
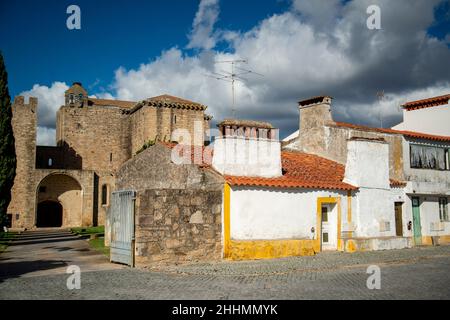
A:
[[0, 52, 16, 227]]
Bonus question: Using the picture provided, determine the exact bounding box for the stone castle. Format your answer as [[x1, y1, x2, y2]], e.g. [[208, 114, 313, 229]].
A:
[[7, 82, 211, 229]]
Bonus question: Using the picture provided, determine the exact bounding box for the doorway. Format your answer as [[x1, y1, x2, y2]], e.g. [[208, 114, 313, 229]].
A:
[[394, 202, 403, 236], [36, 201, 63, 227], [321, 204, 337, 251], [412, 197, 422, 245]]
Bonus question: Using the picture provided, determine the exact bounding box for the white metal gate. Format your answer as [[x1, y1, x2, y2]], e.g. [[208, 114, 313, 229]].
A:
[[110, 190, 135, 266]]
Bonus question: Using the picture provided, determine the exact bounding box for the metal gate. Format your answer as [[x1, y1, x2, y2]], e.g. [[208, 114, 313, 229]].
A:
[[110, 190, 136, 266]]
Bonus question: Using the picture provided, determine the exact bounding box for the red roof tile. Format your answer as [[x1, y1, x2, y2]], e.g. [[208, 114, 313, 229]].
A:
[[88, 98, 136, 109], [225, 151, 357, 191], [402, 94, 450, 111], [331, 122, 450, 142]]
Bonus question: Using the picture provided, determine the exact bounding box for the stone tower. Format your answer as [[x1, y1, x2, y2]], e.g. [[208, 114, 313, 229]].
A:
[[7, 96, 37, 228]]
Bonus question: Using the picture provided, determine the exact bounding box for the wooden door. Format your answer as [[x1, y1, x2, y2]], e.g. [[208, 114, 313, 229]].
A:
[[394, 202, 403, 236]]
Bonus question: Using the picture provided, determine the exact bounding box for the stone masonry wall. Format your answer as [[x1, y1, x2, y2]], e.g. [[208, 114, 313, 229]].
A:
[[56, 105, 131, 172], [7, 97, 37, 228], [115, 144, 224, 265], [134, 189, 222, 265], [130, 106, 206, 156]]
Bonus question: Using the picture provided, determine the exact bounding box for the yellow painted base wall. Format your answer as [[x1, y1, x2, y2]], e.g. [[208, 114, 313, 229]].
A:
[[228, 239, 318, 261], [421, 235, 450, 246]]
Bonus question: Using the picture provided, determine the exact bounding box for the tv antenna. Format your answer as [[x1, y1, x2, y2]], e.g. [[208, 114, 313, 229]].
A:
[[377, 90, 385, 128], [204, 59, 263, 118]]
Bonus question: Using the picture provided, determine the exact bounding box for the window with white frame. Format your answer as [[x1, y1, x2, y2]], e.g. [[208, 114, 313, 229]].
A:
[[439, 198, 448, 222], [410, 144, 449, 170]]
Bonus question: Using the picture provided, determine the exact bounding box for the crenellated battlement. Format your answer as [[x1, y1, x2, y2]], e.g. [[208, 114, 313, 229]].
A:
[[13, 95, 38, 112]]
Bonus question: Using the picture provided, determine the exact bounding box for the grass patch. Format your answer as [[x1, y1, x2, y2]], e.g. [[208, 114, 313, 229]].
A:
[[0, 232, 17, 253], [89, 237, 109, 256], [71, 226, 104, 236]]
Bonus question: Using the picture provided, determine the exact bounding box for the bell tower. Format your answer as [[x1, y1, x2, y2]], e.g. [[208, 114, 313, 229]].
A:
[[65, 82, 88, 107]]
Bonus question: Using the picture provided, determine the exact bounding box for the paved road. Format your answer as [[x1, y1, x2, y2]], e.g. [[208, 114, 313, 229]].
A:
[[0, 229, 123, 280], [0, 230, 449, 300]]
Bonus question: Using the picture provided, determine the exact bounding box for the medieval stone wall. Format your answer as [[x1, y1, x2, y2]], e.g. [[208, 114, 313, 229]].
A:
[[56, 105, 131, 172], [130, 106, 207, 156], [7, 97, 37, 228]]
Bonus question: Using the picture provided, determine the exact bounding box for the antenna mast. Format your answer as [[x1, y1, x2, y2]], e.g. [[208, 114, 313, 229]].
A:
[[377, 90, 385, 128], [204, 59, 263, 118]]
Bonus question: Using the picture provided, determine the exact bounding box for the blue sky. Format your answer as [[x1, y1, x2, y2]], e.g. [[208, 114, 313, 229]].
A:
[[1, 0, 291, 97], [1, 0, 449, 144]]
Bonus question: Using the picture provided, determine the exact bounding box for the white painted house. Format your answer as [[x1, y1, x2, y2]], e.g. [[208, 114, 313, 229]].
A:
[[213, 119, 357, 260], [392, 94, 450, 136], [391, 94, 450, 246]]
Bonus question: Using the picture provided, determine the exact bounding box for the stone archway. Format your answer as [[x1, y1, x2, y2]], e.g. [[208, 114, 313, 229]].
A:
[[36, 201, 63, 227], [36, 174, 83, 228]]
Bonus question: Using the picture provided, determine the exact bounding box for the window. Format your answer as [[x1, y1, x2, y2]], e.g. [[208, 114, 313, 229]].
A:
[[48, 158, 53, 167], [69, 94, 74, 104], [321, 206, 328, 222], [110, 153, 113, 162], [410, 144, 448, 170], [101, 185, 108, 206], [439, 198, 448, 222], [172, 114, 177, 124]]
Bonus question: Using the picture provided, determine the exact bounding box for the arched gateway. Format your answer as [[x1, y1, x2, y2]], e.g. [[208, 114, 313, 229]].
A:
[[36, 174, 83, 228]]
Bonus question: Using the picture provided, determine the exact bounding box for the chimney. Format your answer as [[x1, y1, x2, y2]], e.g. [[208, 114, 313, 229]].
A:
[[343, 137, 390, 189], [212, 119, 282, 178], [298, 95, 333, 132]]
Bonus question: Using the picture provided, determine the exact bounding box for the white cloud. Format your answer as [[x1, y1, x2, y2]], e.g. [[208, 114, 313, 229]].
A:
[[20, 0, 450, 141], [20, 82, 68, 145], [37, 126, 56, 146], [187, 0, 220, 50]]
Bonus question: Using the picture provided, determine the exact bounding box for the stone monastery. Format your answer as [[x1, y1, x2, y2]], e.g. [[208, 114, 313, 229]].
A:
[[7, 82, 450, 265]]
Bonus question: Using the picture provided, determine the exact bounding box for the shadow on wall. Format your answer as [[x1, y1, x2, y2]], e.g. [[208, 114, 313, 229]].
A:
[[36, 142, 82, 170]]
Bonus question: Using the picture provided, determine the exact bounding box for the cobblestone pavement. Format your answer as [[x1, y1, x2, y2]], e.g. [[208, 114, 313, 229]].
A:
[[1, 235, 449, 299]]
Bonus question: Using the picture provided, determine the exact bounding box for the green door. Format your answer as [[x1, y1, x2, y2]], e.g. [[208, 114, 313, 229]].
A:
[[412, 197, 422, 245]]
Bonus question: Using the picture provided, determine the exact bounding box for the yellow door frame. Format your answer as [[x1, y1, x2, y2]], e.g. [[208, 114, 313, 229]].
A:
[[316, 197, 342, 252]]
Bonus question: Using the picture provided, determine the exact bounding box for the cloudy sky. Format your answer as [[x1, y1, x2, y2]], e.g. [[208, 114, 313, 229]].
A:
[[1, 0, 449, 145]]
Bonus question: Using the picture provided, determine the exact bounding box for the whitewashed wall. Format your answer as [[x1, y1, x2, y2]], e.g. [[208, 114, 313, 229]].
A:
[[229, 186, 348, 240], [353, 188, 396, 238], [415, 196, 450, 237], [213, 136, 282, 178], [392, 103, 450, 136]]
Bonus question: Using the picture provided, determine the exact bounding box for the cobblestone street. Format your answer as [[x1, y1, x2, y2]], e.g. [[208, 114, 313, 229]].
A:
[[1, 231, 449, 300]]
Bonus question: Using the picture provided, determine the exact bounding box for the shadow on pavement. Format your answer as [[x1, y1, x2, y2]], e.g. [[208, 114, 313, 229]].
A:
[[0, 259, 68, 282]]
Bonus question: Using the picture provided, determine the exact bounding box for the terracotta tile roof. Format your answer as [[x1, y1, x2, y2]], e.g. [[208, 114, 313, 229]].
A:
[[225, 151, 357, 191], [88, 98, 136, 109], [331, 122, 450, 142], [390, 179, 407, 188], [127, 94, 207, 114], [402, 94, 450, 111]]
